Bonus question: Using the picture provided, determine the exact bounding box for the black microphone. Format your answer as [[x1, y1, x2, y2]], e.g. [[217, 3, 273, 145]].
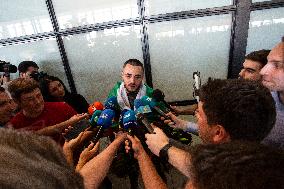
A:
[[152, 89, 173, 112], [136, 113, 155, 134]]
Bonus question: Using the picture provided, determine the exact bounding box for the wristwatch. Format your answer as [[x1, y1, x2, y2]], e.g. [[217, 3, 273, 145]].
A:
[[159, 143, 172, 162]]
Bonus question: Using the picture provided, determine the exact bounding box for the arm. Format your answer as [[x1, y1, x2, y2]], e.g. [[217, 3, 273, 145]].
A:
[[167, 146, 191, 177], [79, 132, 127, 189], [76, 141, 99, 171], [36, 113, 88, 136], [162, 112, 198, 135], [170, 104, 197, 115], [126, 135, 167, 189], [145, 127, 191, 177]]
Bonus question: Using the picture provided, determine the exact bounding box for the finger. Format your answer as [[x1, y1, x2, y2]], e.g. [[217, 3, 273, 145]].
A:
[[150, 123, 158, 129], [91, 141, 100, 153], [134, 135, 141, 142], [127, 134, 135, 143], [87, 142, 95, 150], [164, 120, 172, 124]]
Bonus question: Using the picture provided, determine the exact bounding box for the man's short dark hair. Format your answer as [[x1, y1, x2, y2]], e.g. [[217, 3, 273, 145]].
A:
[[199, 79, 276, 142], [123, 59, 144, 72], [18, 61, 39, 73], [245, 49, 270, 67], [189, 141, 284, 189]]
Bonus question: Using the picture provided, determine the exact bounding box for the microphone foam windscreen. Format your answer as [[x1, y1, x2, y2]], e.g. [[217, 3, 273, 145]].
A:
[[141, 96, 152, 106], [134, 99, 144, 110], [153, 89, 165, 102], [89, 110, 102, 126], [136, 105, 152, 114], [105, 96, 119, 110], [97, 109, 115, 128], [123, 110, 137, 130], [119, 108, 129, 126], [88, 101, 104, 114]]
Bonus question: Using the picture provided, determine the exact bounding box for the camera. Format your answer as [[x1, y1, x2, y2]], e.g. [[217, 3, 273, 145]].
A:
[[30, 71, 48, 81], [0, 60, 17, 77]]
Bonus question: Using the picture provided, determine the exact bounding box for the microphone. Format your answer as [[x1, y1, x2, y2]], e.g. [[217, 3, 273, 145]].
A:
[[88, 101, 104, 115], [134, 99, 144, 111], [122, 110, 138, 130], [119, 109, 129, 128], [134, 99, 152, 115], [136, 113, 155, 134], [92, 109, 115, 144], [89, 110, 102, 127], [152, 89, 173, 112], [105, 96, 119, 110], [141, 96, 170, 119]]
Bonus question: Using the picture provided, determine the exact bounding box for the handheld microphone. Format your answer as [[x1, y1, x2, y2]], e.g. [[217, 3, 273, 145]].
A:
[[136, 113, 155, 134], [105, 96, 119, 110], [141, 96, 170, 119], [89, 109, 102, 127], [152, 89, 173, 112], [88, 101, 104, 115], [119, 109, 129, 128], [134, 99, 144, 111], [122, 110, 138, 130], [92, 109, 115, 144]]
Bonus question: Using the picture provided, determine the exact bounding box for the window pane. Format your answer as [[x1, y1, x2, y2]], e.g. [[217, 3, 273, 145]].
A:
[[53, 0, 139, 29], [145, 0, 233, 16], [62, 25, 143, 103], [246, 7, 284, 53], [0, 39, 68, 88], [148, 14, 232, 101], [252, 0, 267, 3], [0, 0, 53, 39]]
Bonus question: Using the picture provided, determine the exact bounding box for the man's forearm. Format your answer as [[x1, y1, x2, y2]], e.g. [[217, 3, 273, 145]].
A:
[[168, 146, 191, 177], [137, 151, 168, 189], [35, 119, 71, 136], [79, 139, 122, 189]]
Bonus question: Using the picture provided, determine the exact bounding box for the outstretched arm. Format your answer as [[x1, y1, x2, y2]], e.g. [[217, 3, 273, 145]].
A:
[[79, 132, 127, 189], [36, 113, 88, 136], [126, 134, 168, 189]]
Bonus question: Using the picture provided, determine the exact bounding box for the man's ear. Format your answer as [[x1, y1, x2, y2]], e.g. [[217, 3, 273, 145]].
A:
[[19, 72, 25, 78], [212, 125, 230, 143]]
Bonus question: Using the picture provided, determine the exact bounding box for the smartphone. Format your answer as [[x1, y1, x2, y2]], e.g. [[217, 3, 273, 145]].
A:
[[63, 119, 91, 141]]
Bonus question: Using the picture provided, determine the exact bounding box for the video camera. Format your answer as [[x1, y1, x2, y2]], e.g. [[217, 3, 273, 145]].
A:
[[0, 60, 17, 77], [29, 71, 48, 82]]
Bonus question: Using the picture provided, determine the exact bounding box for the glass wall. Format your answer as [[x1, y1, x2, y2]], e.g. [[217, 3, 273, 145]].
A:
[[0, 0, 283, 104], [0, 0, 53, 39], [0, 38, 68, 86], [246, 7, 284, 53], [145, 0, 232, 16], [62, 25, 143, 102], [149, 14, 232, 101], [52, 0, 139, 29]]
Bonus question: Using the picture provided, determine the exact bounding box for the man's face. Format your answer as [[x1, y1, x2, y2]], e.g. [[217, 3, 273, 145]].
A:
[[260, 42, 284, 91], [122, 64, 144, 92], [195, 101, 215, 144], [0, 92, 16, 125], [19, 88, 44, 117], [239, 59, 263, 81], [20, 66, 39, 79]]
